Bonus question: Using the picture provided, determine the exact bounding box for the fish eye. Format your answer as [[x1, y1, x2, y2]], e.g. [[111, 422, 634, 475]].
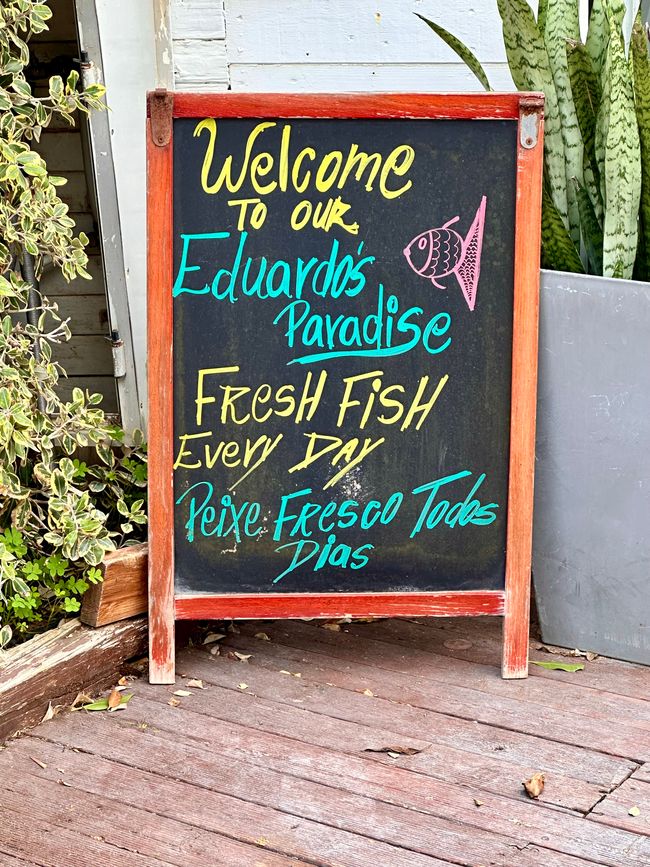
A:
[[418, 237, 427, 250]]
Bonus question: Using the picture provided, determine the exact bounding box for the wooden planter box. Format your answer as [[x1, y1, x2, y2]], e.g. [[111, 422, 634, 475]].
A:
[[0, 544, 149, 742]]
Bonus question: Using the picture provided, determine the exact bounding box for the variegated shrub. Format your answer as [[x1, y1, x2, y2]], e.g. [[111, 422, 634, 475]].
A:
[[419, 1, 650, 280], [0, 1, 147, 648]]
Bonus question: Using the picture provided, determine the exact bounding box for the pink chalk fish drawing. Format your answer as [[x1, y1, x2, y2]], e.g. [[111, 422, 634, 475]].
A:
[[403, 195, 487, 311]]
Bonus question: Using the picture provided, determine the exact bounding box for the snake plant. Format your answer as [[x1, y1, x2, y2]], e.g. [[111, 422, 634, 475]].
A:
[[419, 1, 650, 281]]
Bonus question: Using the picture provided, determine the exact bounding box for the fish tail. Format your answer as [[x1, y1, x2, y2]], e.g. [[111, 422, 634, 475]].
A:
[[455, 196, 487, 311]]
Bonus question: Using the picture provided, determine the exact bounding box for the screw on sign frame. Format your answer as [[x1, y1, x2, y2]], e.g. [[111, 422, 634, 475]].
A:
[[146, 91, 544, 684]]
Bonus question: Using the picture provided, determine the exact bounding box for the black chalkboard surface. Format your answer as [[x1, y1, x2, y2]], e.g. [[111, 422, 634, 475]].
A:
[[172, 116, 516, 595], [147, 92, 543, 682]]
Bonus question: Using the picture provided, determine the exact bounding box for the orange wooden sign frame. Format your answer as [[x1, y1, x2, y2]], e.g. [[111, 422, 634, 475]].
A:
[[147, 91, 544, 684]]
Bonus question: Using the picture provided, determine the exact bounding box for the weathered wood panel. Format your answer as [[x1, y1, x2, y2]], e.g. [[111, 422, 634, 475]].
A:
[[50, 293, 109, 335], [173, 38, 228, 89], [230, 61, 514, 92], [81, 543, 148, 627], [171, 0, 225, 40], [0, 617, 146, 742], [56, 336, 114, 374], [225, 1, 509, 65], [57, 376, 118, 412]]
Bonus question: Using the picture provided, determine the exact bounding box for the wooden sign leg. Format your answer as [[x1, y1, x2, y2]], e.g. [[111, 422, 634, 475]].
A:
[[147, 95, 176, 684], [502, 577, 530, 678]]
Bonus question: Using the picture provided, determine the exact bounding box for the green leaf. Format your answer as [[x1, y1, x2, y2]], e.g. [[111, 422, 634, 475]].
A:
[[574, 178, 604, 274], [496, 0, 569, 229], [531, 660, 585, 672], [543, 0, 582, 244], [603, 6, 641, 278], [631, 13, 650, 281], [415, 14, 492, 91], [586, 0, 609, 79], [541, 185, 585, 272], [80, 693, 133, 712], [567, 40, 603, 219]]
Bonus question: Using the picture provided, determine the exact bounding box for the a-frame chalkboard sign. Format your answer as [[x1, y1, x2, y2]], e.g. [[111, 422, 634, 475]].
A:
[[147, 92, 544, 683]]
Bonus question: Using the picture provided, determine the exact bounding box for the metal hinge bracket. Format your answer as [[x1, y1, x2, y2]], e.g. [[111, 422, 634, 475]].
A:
[[149, 89, 173, 148], [519, 96, 544, 149]]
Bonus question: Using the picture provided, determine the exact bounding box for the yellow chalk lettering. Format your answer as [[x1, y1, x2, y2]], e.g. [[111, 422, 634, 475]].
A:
[[379, 145, 415, 199], [196, 366, 239, 426]]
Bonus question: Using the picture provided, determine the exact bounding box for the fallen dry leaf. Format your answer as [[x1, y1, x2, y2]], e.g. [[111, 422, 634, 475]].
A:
[[322, 622, 341, 632], [238, 682, 249, 690], [523, 772, 545, 799], [107, 688, 122, 710], [203, 632, 226, 645], [474, 799, 484, 807], [361, 688, 374, 697], [233, 651, 252, 662], [586, 651, 599, 662], [30, 757, 47, 770], [363, 746, 421, 756], [71, 692, 93, 709], [187, 679, 204, 689], [210, 646, 220, 656], [279, 669, 301, 678], [41, 702, 56, 723], [173, 689, 192, 697], [168, 697, 181, 707], [57, 779, 71, 787], [629, 806, 641, 817], [254, 632, 271, 641], [117, 676, 128, 686], [444, 638, 473, 650]]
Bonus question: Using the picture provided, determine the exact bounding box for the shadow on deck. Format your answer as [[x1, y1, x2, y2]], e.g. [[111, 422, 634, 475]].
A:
[[1, 616, 649, 866]]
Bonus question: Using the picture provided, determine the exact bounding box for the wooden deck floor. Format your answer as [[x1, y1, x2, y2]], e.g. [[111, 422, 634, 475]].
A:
[[1, 616, 649, 866]]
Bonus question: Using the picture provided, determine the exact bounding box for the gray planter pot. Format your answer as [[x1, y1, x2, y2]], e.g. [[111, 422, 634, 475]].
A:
[[533, 269, 650, 665]]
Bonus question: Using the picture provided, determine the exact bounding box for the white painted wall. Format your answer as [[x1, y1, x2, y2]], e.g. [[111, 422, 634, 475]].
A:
[[171, 0, 516, 92]]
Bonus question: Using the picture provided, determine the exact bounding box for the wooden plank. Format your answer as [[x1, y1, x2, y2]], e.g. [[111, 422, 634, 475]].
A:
[[589, 778, 650, 836], [57, 376, 118, 413], [34, 130, 84, 171], [24, 716, 607, 867], [0, 803, 170, 867], [171, 0, 225, 39], [173, 39, 229, 90], [231, 62, 514, 92], [49, 294, 109, 335], [98, 683, 611, 813], [55, 335, 114, 375], [271, 620, 650, 730], [6, 737, 456, 867], [81, 543, 148, 627], [172, 91, 526, 120], [635, 765, 650, 783], [147, 106, 176, 684], [0, 617, 146, 742], [175, 591, 505, 620], [503, 99, 543, 678], [1, 763, 309, 867], [359, 616, 650, 701], [133, 653, 634, 799], [225, 0, 509, 64], [40, 253, 104, 295], [220, 625, 650, 761]]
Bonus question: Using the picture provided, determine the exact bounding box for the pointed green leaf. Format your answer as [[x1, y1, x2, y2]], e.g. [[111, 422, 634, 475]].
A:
[[415, 15, 492, 91], [531, 660, 585, 672], [537, 0, 549, 34], [574, 178, 604, 274], [631, 13, 650, 280], [567, 40, 602, 199], [603, 7, 641, 278], [544, 0, 583, 244], [541, 186, 585, 272], [586, 0, 609, 79], [496, 0, 569, 229]]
